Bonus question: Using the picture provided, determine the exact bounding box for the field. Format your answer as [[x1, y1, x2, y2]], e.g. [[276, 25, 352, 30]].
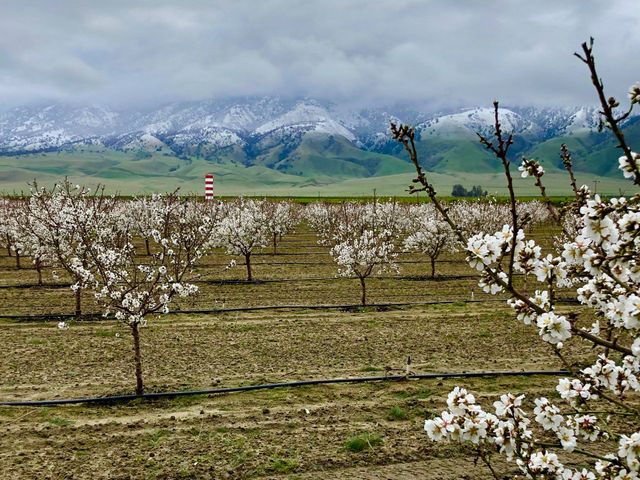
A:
[[0, 223, 595, 479], [0, 149, 633, 197]]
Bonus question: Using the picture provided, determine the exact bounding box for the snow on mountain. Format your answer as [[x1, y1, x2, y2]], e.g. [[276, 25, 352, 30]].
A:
[[509, 106, 601, 137], [254, 102, 356, 142], [4, 128, 77, 152], [110, 98, 293, 153], [142, 120, 173, 135], [0, 105, 118, 135], [0, 98, 631, 156], [220, 105, 257, 131], [170, 126, 243, 149], [564, 106, 602, 133], [119, 133, 166, 151], [418, 107, 539, 138], [0, 104, 119, 152]]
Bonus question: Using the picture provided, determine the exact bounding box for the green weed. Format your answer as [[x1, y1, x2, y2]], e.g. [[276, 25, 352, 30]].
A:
[[387, 405, 408, 421], [345, 433, 383, 453]]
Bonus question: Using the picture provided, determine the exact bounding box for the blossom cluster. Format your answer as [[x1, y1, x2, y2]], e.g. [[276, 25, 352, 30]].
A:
[[424, 387, 635, 479], [519, 158, 545, 179], [619, 152, 640, 180]]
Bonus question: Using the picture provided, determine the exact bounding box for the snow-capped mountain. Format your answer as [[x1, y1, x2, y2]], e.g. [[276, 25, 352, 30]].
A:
[[417, 107, 541, 139], [0, 97, 622, 161], [508, 106, 602, 137], [255, 102, 356, 142], [416, 105, 605, 141], [0, 104, 119, 151], [0, 97, 384, 155]]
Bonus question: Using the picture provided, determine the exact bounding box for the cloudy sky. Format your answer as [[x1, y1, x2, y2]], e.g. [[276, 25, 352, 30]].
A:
[[1, 0, 638, 109]]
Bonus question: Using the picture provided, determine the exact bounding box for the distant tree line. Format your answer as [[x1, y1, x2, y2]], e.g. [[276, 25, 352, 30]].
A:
[[450, 184, 487, 197]]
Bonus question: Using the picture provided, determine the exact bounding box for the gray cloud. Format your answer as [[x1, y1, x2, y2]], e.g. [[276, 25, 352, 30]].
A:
[[0, 0, 638, 109]]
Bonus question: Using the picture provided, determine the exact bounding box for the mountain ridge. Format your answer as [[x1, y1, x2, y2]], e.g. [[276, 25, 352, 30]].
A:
[[0, 97, 636, 183]]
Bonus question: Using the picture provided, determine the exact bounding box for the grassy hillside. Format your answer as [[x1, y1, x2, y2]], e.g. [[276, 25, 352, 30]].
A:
[[413, 136, 499, 173], [0, 147, 634, 197], [2, 120, 639, 197], [252, 134, 413, 179], [447, 116, 640, 178], [397, 117, 640, 178]]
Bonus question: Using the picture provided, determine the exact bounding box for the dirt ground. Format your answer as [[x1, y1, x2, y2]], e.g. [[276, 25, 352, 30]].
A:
[[0, 223, 598, 478]]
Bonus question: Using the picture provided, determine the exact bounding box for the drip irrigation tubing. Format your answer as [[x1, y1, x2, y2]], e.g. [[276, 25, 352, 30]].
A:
[[0, 291, 477, 309], [0, 272, 520, 289], [0, 298, 490, 314], [0, 282, 70, 289], [1, 297, 579, 321], [0, 292, 447, 309], [187, 273, 486, 284], [0, 369, 570, 407], [1, 299, 506, 320], [0, 259, 468, 273]]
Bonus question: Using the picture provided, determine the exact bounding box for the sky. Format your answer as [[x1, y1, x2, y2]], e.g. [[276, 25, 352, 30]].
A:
[[1, 0, 639, 109]]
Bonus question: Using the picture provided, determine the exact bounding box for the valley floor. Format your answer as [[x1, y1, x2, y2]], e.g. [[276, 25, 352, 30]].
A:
[[0, 149, 633, 197]]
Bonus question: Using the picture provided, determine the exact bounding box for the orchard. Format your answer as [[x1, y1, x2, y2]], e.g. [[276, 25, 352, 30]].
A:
[[0, 38, 638, 479]]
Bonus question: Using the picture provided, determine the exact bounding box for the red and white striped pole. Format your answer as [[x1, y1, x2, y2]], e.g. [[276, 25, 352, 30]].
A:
[[205, 173, 214, 201]]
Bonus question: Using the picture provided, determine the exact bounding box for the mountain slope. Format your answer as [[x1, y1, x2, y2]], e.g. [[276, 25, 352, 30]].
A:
[[0, 98, 637, 193]]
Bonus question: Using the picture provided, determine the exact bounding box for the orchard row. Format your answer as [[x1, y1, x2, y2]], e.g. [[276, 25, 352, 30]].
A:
[[0, 183, 552, 317]]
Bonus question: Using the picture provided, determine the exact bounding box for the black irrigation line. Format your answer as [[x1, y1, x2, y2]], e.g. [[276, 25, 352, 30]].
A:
[[0, 291, 471, 307], [0, 369, 570, 407], [0, 299, 510, 321], [0, 294, 581, 312], [0, 258, 470, 272], [0, 273, 509, 290], [0, 295, 494, 312], [0, 250, 471, 258], [0, 282, 71, 290], [188, 273, 484, 285], [0, 290, 482, 308], [1, 297, 580, 321]]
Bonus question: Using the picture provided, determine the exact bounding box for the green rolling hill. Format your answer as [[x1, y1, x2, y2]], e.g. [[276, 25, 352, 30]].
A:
[[0, 143, 634, 197], [1, 114, 639, 197]]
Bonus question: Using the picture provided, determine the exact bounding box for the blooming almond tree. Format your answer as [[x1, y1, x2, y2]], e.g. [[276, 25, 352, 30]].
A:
[[404, 203, 457, 277], [70, 192, 218, 395], [18, 200, 51, 285], [0, 199, 26, 269], [392, 39, 640, 479], [325, 201, 403, 306], [127, 196, 166, 255], [304, 202, 342, 245], [448, 198, 512, 241], [0, 199, 14, 258], [448, 199, 551, 250], [216, 198, 270, 281], [264, 200, 298, 254], [26, 180, 117, 317]]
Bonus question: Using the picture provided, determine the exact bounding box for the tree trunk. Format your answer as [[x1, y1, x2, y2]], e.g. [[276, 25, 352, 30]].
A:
[[36, 259, 43, 285], [273, 233, 278, 255], [430, 257, 436, 278], [131, 322, 144, 396], [245, 253, 252, 281], [6, 242, 11, 257], [359, 276, 366, 306], [75, 288, 82, 318], [15, 251, 20, 269], [145, 238, 151, 256]]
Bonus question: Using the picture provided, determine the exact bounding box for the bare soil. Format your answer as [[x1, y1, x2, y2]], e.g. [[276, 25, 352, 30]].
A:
[[0, 223, 596, 479]]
